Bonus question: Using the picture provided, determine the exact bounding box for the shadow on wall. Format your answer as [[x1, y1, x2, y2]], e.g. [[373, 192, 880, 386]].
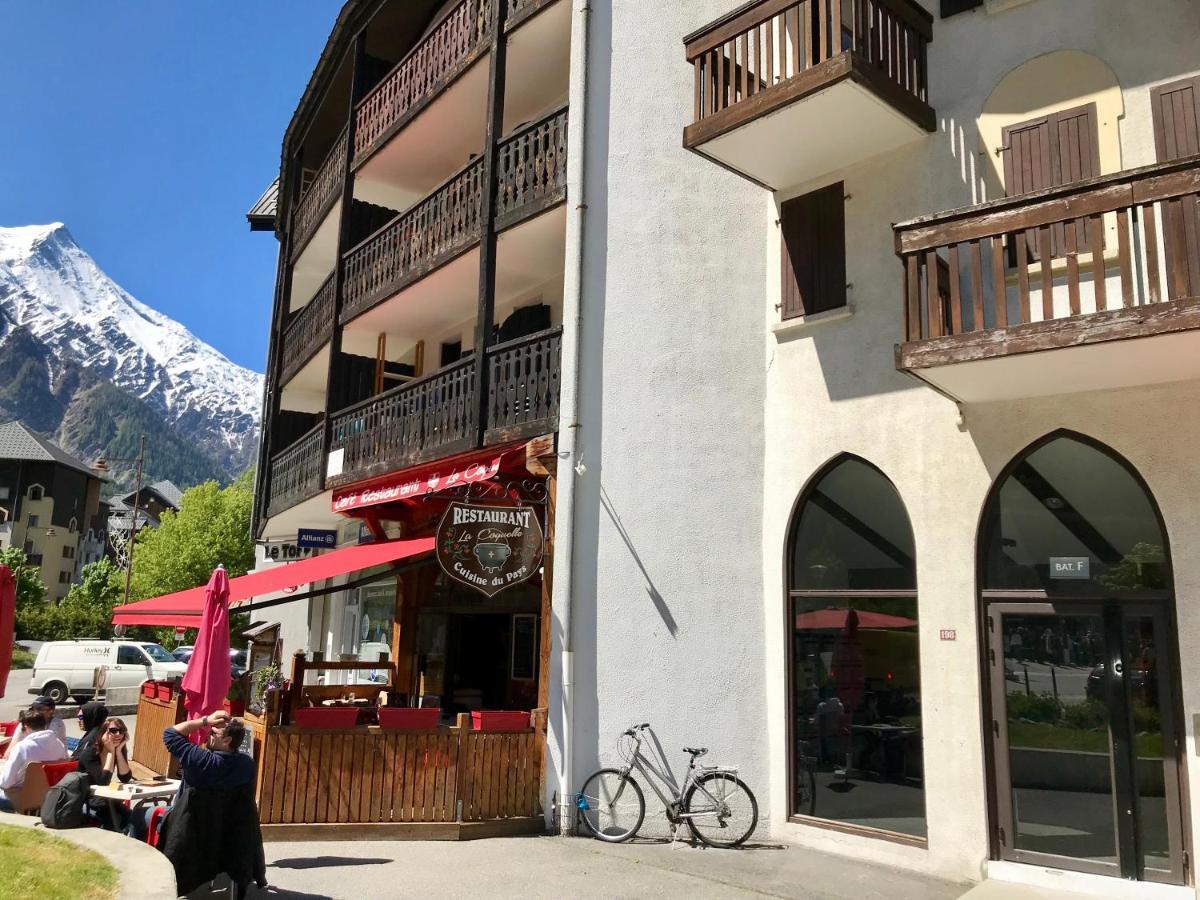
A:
[[599, 483, 677, 638]]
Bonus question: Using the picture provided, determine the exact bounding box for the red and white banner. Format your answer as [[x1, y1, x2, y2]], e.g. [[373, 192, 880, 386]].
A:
[[332, 454, 506, 513]]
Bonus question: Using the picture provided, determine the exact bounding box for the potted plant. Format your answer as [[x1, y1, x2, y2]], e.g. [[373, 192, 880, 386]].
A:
[[156, 681, 174, 701], [378, 706, 441, 730], [223, 680, 246, 717], [250, 663, 283, 712], [141, 680, 158, 699], [471, 710, 532, 733]]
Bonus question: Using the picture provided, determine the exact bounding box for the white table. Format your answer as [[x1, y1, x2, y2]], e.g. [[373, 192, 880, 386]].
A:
[[91, 779, 180, 832]]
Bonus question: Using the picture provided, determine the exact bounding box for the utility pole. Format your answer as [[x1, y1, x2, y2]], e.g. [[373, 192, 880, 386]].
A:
[[123, 435, 146, 607]]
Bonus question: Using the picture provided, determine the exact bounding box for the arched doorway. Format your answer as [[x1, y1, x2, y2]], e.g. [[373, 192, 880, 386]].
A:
[[980, 432, 1186, 884], [785, 455, 925, 841]]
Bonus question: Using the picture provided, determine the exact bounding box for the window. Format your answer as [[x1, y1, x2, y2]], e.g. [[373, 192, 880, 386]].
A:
[[981, 433, 1168, 593], [116, 646, 148, 666], [439, 340, 463, 367], [68, 517, 77, 534], [780, 182, 846, 320], [27, 485, 43, 501], [22, 541, 33, 556], [1151, 75, 1200, 162], [787, 456, 925, 837], [27, 514, 38, 528], [58, 571, 71, 584], [62, 545, 74, 559]]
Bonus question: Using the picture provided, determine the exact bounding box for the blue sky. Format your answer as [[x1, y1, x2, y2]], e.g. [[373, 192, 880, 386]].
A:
[[0, 3, 342, 373]]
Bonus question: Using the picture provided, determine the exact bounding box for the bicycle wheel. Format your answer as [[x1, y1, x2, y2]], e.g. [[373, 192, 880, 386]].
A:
[[576, 768, 646, 842], [795, 763, 816, 816], [683, 772, 758, 848]]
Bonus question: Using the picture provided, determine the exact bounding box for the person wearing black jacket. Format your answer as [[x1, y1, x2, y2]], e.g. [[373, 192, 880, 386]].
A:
[[158, 711, 266, 898], [73, 705, 133, 830]]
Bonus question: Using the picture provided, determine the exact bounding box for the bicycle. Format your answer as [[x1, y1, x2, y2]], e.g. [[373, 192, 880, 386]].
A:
[[575, 722, 758, 848]]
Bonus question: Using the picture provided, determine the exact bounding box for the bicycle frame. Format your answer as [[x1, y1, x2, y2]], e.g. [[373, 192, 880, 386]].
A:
[[614, 726, 737, 823]]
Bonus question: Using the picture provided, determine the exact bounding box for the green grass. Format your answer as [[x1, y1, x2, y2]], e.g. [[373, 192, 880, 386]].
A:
[[1009, 720, 1163, 758], [0, 824, 118, 900], [10, 646, 34, 670]]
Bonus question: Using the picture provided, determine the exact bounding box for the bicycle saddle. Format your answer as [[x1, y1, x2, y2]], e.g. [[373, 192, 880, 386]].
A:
[[683, 746, 708, 758]]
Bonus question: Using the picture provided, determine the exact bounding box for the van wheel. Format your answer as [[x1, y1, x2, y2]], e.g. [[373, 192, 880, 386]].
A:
[[42, 681, 69, 705]]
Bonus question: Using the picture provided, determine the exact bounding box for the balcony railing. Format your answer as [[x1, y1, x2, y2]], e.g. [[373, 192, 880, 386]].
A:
[[280, 274, 336, 384], [329, 357, 478, 485], [485, 327, 562, 442], [354, 0, 493, 164], [327, 327, 562, 487], [684, 0, 933, 167], [341, 160, 485, 322], [894, 155, 1200, 351], [291, 126, 348, 259], [267, 424, 326, 518], [496, 106, 569, 228]]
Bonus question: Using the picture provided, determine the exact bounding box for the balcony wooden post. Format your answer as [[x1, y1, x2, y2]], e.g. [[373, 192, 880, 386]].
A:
[[472, 0, 510, 447], [320, 33, 369, 492]]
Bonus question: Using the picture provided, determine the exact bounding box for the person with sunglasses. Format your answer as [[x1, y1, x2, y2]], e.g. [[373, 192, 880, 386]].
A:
[[76, 713, 133, 830]]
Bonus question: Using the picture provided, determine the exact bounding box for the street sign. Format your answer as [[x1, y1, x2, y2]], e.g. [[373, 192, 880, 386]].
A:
[[174, 626, 187, 641], [297, 528, 337, 550]]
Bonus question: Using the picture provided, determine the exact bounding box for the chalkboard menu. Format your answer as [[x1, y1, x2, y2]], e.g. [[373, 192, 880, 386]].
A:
[[511, 613, 537, 681]]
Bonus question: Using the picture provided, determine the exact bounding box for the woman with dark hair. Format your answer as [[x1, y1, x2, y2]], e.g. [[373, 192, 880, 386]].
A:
[[74, 706, 132, 830], [72, 701, 109, 763]]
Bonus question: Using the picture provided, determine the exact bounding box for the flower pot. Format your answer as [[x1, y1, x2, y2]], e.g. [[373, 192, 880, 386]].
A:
[[378, 707, 440, 730], [141, 682, 158, 699], [470, 710, 530, 733], [294, 707, 359, 730], [223, 699, 245, 717], [156, 685, 174, 701]]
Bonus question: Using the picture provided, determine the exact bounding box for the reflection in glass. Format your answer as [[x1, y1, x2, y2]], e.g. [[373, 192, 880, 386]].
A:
[[1126, 616, 1171, 874], [792, 597, 925, 836], [982, 436, 1167, 593], [1001, 613, 1116, 863]]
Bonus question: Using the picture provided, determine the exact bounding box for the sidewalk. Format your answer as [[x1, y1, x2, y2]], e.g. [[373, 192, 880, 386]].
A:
[[220, 835, 973, 900]]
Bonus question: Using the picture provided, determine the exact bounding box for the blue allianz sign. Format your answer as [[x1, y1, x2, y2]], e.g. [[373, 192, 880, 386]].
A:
[[297, 528, 337, 550]]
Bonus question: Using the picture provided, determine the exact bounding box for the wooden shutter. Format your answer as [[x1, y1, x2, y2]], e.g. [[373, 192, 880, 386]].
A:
[[1151, 76, 1200, 162], [1002, 104, 1100, 260], [780, 182, 846, 320]]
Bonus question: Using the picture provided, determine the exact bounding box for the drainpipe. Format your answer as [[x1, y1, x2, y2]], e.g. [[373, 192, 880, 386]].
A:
[[552, 0, 591, 834]]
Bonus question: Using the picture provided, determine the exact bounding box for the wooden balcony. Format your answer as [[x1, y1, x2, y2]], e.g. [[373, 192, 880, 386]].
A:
[[291, 127, 348, 260], [341, 105, 569, 324], [279, 274, 336, 385], [327, 327, 561, 488], [266, 424, 326, 518], [894, 155, 1200, 403], [354, 0, 493, 168], [683, 0, 934, 190]]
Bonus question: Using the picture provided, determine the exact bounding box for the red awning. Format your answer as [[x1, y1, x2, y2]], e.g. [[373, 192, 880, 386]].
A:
[[111, 536, 435, 627], [330, 443, 525, 514], [794, 608, 918, 631]]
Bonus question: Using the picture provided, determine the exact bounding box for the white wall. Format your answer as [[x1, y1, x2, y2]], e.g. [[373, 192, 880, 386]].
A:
[[758, 0, 1200, 884], [553, 0, 771, 831]]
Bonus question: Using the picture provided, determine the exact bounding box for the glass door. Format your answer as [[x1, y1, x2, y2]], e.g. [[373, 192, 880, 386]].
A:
[[986, 602, 1185, 884]]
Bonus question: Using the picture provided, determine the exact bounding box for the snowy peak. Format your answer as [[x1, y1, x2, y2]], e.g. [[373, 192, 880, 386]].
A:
[[0, 223, 262, 474]]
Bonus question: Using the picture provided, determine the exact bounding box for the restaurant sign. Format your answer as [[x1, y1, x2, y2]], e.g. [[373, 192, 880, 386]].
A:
[[436, 502, 544, 597]]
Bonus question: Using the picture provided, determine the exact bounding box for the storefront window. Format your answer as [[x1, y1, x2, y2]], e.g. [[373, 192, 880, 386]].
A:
[[788, 456, 925, 837], [981, 433, 1167, 593]]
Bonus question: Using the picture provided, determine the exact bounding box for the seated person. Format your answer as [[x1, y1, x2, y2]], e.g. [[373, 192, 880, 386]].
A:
[[30, 696, 68, 746], [75, 715, 133, 830], [0, 709, 67, 811], [152, 711, 266, 897]]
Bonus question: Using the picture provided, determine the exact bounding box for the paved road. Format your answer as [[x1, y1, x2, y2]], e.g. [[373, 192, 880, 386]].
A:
[[1, 667, 141, 747], [178, 835, 970, 900]]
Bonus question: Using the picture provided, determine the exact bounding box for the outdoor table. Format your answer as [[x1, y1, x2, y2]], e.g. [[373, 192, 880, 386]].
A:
[[90, 778, 181, 832]]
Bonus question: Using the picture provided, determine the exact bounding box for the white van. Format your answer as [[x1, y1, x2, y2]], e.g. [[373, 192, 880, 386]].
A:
[[30, 640, 188, 704]]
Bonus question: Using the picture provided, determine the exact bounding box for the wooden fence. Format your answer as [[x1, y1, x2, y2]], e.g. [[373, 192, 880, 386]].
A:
[[131, 692, 184, 778], [255, 712, 545, 826]]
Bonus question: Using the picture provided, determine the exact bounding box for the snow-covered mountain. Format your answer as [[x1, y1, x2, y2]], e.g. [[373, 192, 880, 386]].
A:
[[0, 223, 262, 484]]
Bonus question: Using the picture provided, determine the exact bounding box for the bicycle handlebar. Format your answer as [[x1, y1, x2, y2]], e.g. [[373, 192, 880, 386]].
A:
[[622, 722, 651, 736]]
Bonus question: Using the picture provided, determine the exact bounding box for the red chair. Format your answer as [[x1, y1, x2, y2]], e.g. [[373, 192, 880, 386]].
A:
[[146, 805, 168, 847], [0, 722, 17, 737], [42, 760, 78, 787]]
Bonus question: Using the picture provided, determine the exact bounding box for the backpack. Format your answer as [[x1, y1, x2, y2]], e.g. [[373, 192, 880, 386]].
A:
[[40, 772, 89, 829]]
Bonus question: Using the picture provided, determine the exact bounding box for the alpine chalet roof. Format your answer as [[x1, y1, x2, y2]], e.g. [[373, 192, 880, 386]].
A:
[[0, 421, 99, 478]]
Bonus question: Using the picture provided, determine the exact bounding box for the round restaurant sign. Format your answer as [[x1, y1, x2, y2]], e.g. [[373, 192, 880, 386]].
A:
[[436, 501, 544, 597]]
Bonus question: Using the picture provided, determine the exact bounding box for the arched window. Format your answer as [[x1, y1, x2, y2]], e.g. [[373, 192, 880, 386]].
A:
[[68, 518, 78, 534], [786, 456, 924, 838], [27, 485, 44, 501], [980, 432, 1168, 594]]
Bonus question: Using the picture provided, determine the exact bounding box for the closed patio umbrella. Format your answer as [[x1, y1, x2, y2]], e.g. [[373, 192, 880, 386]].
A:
[[180, 566, 232, 743], [0, 566, 14, 700]]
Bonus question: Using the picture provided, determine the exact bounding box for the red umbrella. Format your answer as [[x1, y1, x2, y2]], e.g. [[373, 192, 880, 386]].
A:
[[180, 566, 232, 743], [794, 607, 917, 631], [0, 566, 15, 700]]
